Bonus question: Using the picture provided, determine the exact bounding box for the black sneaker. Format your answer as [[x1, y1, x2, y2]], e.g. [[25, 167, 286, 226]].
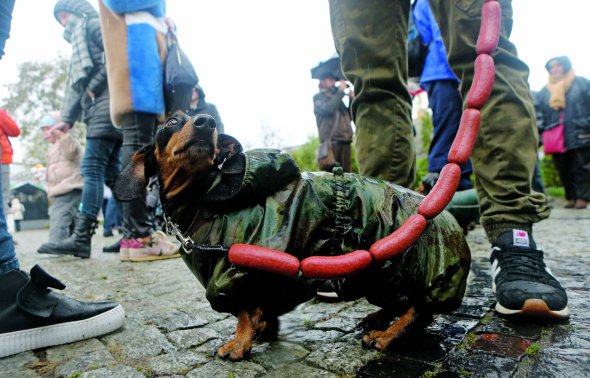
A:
[[316, 280, 342, 302], [103, 238, 122, 253], [0, 265, 125, 358], [490, 230, 569, 319]]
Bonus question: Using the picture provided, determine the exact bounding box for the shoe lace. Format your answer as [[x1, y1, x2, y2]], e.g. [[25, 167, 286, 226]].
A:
[[492, 248, 560, 288]]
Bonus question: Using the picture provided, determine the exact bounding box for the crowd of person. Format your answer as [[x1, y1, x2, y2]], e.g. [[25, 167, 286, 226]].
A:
[[0, 0, 582, 360]]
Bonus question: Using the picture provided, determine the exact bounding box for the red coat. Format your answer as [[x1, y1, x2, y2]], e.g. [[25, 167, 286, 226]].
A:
[[0, 109, 20, 164]]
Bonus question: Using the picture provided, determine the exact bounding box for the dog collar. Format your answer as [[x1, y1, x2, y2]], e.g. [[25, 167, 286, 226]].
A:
[[163, 213, 228, 255]]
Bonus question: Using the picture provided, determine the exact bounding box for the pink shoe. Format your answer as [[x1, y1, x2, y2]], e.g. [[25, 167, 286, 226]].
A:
[[128, 231, 180, 262], [120, 239, 142, 261]]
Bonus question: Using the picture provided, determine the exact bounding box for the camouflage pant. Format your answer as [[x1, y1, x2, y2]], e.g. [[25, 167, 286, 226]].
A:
[[328, 0, 550, 241]]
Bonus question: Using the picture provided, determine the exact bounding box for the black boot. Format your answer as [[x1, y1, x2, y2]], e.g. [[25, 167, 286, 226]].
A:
[[37, 214, 98, 259], [102, 238, 122, 253], [0, 265, 125, 358]]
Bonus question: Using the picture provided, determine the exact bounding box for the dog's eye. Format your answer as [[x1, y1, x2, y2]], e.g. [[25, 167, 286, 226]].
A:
[[166, 117, 179, 127]]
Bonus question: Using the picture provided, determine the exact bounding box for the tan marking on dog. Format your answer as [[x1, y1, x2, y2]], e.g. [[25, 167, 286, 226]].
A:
[[362, 306, 417, 350], [217, 309, 256, 361], [155, 121, 217, 200]]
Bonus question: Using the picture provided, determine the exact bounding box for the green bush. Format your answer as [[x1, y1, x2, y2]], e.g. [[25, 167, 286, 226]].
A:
[[414, 157, 429, 190], [419, 112, 433, 154], [289, 135, 320, 172], [540, 155, 562, 188]]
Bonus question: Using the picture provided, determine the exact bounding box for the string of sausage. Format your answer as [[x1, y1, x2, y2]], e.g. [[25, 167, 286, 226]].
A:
[[228, 0, 502, 279]]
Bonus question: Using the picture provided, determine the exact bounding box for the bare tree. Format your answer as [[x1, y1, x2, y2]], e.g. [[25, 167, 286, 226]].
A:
[[258, 119, 284, 149], [1, 54, 86, 168]]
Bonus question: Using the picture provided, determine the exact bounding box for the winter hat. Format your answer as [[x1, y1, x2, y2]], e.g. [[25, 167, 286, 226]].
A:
[[544, 56, 572, 74], [39, 112, 61, 128]]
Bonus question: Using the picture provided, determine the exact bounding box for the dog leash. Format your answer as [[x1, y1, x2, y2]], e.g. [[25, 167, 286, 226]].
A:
[[163, 214, 228, 255], [169, 1, 501, 279]]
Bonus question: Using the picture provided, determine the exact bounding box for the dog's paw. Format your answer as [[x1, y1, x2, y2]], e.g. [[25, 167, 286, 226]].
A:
[[217, 339, 251, 361], [361, 331, 390, 351]]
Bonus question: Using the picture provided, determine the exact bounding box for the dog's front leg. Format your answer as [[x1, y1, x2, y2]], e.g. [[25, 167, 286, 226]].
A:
[[217, 309, 256, 361], [361, 306, 418, 350]]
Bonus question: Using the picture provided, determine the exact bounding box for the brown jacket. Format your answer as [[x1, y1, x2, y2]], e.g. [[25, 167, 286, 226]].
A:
[[46, 134, 83, 198], [313, 88, 353, 143]]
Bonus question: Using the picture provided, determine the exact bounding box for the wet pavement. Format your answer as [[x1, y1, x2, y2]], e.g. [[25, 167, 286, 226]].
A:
[[1, 203, 589, 377]]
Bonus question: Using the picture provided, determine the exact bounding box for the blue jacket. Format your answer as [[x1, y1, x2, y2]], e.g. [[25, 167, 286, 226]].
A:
[[100, 0, 168, 125], [412, 0, 458, 85]]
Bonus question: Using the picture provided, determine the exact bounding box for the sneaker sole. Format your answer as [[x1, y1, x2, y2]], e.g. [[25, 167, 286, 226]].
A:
[[495, 299, 570, 319], [0, 305, 125, 358], [120, 248, 130, 261], [315, 292, 343, 303], [128, 252, 181, 262]]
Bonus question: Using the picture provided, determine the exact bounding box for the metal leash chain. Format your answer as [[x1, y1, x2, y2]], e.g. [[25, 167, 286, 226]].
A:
[[164, 214, 227, 254]]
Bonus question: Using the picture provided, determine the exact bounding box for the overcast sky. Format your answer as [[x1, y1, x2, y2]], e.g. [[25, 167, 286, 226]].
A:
[[1, 1, 590, 157]]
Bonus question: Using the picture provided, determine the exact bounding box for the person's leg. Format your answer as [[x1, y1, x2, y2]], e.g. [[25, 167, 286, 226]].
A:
[[570, 146, 590, 206], [47, 190, 81, 243], [329, 0, 415, 187], [103, 148, 123, 253], [422, 79, 473, 190], [430, 0, 566, 319], [340, 142, 352, 173], [120, 113, 178, 261], [1, 163, 9, 215], [39, 139, 120, 258], [551, 152, 574, 203], [0, 164, 18, 274], [531, 158, 545, 195], [103, 141, 122, 236], [333, 141, 352, 173], [120, 113, 156, 239], [80, 139, 115, 220], [104, 196, 121, 233], [430, 0, 550, 241]]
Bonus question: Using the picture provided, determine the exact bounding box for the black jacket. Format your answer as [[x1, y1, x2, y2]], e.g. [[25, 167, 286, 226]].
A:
[[536, 76, 590, 150], [186, 85, 225, 134], [54, 0, 121, 141]]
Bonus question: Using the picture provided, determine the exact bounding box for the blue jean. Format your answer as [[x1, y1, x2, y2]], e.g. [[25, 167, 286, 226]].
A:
[[421, 79, 473, 190], [0, 163, 18, 274], [80, 138, 122, 219], [103, 195, 121, 232]]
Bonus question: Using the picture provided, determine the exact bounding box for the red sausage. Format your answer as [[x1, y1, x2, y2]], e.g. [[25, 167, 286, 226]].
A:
[[228, 244, 300, 278], [418, 163, 461, 219], [448, 109, 481, 166], [465, 54, 495, 109], [301, 250, 373, 279], [369, 214, 427, 262], [476, 1, 501, 55]]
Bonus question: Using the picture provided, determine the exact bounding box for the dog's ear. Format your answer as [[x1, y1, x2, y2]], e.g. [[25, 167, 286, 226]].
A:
[[114, 145, 157, 202], [215, 134, 243, 165]]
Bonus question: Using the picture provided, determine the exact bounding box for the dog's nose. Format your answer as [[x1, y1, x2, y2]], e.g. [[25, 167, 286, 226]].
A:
[[192, 115, 217, 130]]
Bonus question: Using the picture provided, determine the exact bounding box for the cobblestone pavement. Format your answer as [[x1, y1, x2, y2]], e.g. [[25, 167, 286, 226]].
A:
[[1, 204, 589, 377]]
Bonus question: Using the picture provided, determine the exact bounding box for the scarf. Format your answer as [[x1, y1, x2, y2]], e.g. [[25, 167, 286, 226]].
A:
[[546, 69, 575, 110], [63, 15, 94, 93]]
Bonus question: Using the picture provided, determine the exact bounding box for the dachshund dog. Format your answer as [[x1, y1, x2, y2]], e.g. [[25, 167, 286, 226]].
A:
[[115, 112, 470, 361]]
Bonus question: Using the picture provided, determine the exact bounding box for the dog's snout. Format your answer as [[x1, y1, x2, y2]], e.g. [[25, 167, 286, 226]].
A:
[[193, 115, 217, 130]]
